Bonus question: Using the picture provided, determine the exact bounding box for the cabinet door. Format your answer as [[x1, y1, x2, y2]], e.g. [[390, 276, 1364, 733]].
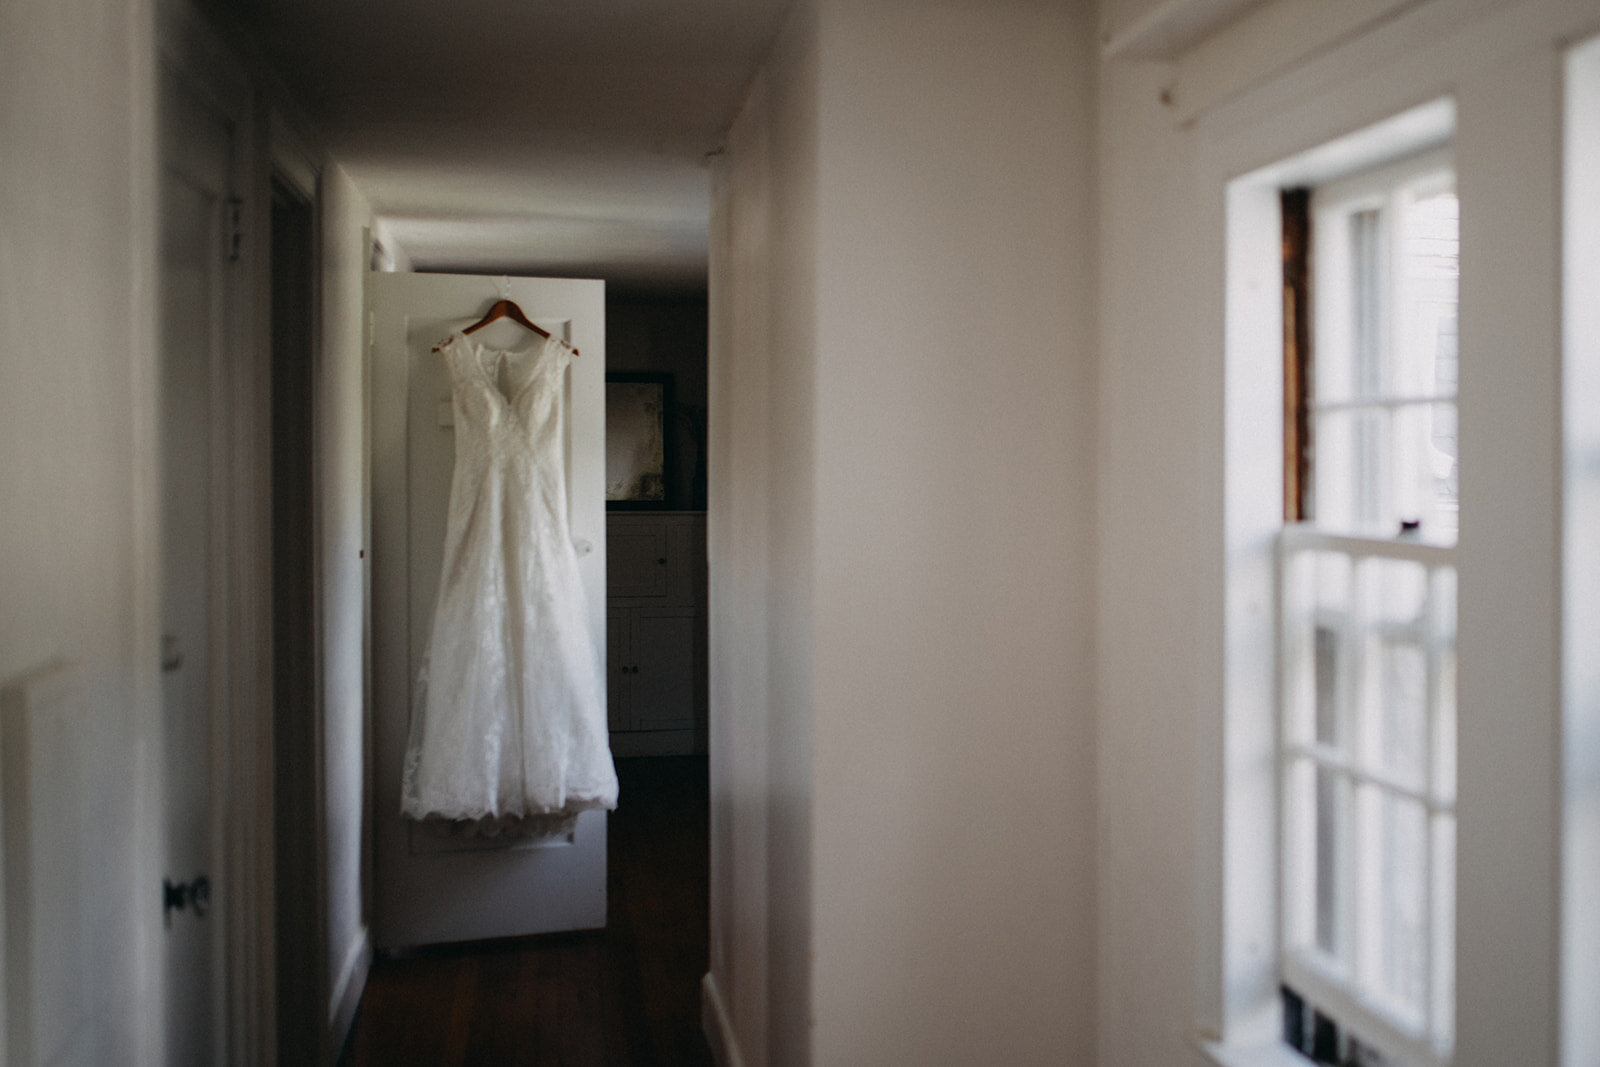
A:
[[608, 521, 668, 598], [631, 610, 697, 729], [606, 609, 630, 731], [663, 518, 704, 606]]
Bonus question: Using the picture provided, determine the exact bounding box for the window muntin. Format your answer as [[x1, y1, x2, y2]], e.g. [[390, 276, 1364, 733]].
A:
[[1280, 152, 1458, 1067]]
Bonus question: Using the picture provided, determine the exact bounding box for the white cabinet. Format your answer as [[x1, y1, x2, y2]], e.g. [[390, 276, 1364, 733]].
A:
[[606, 513, 706, 755]]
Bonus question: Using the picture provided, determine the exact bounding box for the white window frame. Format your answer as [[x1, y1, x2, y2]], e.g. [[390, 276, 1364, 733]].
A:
[[1562, 32, 1600, 1067], [1197, 11, 1587, 1067], [1203, 98, 1459, 1067], [1274, 150, 1459, 1067]]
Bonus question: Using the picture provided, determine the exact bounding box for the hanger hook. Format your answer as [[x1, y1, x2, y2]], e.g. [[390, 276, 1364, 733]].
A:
[[497, 274, 511, 301]]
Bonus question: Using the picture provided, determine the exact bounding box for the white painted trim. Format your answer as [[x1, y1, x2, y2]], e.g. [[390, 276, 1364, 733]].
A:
[[1561, 30, 1600, 1067], [1166, 0, 1436, 123], [1201, 93, 1459, 1051], [1193, 7, 1588, 1060], [1197, 1034, 1307, 1067], [156, 6, 276, 1062], [1101, 0, 1268, 60], [127, 0, 166, 1062], [701, 972, 746, 1067], [329, 927, 371, 1057]]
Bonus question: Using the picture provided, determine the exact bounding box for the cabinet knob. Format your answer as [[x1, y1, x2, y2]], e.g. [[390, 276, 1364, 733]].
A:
[[657, 558, 667, 565]]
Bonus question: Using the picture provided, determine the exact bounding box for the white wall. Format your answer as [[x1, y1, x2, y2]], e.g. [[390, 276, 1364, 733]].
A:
[[1096, 1, 1600, 1064], [0, 0, 163, 1061], [1095, 49, 1210, 1067], [320, 161, 375, 1052], [707, 2, 820, 1062], [807, 1, 1098, 1062], [709, 1, 1098, 1062]]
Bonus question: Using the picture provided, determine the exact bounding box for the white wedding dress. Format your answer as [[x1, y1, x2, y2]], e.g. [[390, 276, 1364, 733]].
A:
[[401, 330, 618, 826]]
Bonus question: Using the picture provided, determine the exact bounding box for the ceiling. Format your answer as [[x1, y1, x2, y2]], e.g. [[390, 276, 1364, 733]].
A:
[[217, 0, 794, 293]]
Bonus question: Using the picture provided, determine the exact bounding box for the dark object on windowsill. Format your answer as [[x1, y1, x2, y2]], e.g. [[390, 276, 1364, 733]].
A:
[[1282, 986, 1309, 1054], [1311, 1010, 1341, 1063], [1399, 518, 1422, 535]]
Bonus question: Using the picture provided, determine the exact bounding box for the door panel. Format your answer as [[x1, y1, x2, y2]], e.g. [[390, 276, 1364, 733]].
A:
[[157, 64, 231, 1067], [369, 273, 608, 949]]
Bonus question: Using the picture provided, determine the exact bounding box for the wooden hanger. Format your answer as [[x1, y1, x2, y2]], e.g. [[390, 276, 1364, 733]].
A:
[[460, 298, 579, 356]]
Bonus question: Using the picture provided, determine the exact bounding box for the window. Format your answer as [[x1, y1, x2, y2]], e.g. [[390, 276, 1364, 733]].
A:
[[1277, 154, 1458, 1067]]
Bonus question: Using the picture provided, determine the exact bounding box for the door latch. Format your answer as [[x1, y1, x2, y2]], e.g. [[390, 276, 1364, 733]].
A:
[[163, 875, 210, 927]]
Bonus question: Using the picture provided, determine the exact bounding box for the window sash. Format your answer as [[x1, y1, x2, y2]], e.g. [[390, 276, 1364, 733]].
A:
[[1309, 153, 1459, 541], [1278, 525, 1456, 1062]]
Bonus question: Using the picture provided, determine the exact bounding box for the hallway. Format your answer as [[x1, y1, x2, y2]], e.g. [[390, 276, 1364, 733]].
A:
[[341, 757, 712, 1066], [8, 0, 1600, 1063]]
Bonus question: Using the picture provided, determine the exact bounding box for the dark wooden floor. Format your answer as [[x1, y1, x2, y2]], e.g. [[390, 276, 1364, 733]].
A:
[[340, 756, 714, 1067]]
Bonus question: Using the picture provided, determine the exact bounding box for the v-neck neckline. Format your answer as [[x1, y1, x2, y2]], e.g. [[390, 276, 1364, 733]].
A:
[[448, 331, 549, 409]]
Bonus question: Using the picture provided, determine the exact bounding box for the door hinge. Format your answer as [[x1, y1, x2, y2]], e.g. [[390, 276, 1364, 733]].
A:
[[226, 197, 244, 261]]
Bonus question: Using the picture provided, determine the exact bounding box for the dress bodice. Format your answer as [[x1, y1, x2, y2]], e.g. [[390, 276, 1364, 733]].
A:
[[438, 331, 573, 444]]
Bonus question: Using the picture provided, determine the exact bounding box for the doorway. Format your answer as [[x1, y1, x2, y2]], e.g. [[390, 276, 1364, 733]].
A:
[[270, 174, 324, 1065]]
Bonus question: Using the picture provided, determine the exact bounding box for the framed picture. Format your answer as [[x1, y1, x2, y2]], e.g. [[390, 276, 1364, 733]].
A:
[[605, 372, 675, 509]]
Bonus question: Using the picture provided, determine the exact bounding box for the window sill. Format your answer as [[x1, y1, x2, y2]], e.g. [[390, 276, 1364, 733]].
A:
[[1196, 1036, 1308, 1067]]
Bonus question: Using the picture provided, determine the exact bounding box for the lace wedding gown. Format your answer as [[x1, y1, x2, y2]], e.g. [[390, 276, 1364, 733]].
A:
[[401, 330, 618, 826]]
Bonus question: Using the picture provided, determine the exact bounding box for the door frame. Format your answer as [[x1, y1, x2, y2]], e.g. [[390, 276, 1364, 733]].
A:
[[156, 4, 277, 1062], [267, 156, 328, 1064]]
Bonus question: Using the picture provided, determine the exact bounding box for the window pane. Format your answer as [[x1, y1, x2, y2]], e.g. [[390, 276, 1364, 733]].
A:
[[1287, 756, 1351, 962], [1432, 567, 1458, 803], [1375, 640, 1428, 786], [1366, 557, 1427, 628], [1392, 401, 1458, 536], [1396, 184, 1458, 532], [1284, 551, 1354, 750], [1378, 792, 1430, 1023], [1314, 408, 1387, 531], [1313, 402, 1458, 537], [1286, 757, 1316, 950], [1433, 813, 1457, 1044], [1351, 208, 1385, 400], [1397, 188, 1459, 402], [1316, 625, 1342, 749], [1317, 765, 1348, 958], [1430, 401, 1459, 535], [1362, 559, 1428, 783]]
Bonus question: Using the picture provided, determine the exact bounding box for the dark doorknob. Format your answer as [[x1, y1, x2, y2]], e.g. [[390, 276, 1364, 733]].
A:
[[163, 874, 211, 926]]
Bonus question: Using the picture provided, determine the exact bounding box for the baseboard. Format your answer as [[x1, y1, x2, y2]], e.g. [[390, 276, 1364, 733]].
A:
[[701, 971, 746, 1067], [329, 926, 371, 1059]]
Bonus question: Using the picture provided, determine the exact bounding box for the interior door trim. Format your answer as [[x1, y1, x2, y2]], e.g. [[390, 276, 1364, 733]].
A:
[[157, 4, 275, 1062]]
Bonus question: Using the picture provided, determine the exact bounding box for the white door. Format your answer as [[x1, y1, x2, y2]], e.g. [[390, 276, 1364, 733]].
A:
[[369, 273, 609, 949], [156, 63, 234, 1065]]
